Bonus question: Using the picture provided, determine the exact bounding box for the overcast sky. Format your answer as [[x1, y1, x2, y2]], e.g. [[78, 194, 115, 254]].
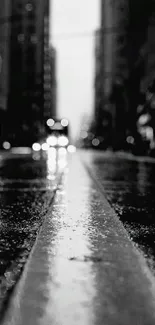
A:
[[50, 0, 100, 141]]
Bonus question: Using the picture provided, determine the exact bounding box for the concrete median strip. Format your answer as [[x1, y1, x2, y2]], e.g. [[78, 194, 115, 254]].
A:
[[2, 152, 155, 325]]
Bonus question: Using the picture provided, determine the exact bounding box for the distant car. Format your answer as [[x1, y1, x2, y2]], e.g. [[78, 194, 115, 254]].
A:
[[45, 118, 69, 148], [1, 118, 70, 152], [1, 126, 46, 153]]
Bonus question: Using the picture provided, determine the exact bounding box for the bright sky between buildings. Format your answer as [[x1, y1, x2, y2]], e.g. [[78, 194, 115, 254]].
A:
[[50, 0, 100, 141]]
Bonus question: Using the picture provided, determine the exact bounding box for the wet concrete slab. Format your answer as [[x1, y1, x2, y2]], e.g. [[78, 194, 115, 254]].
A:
[[2, 151, 155, 325], [0, 149, 68, 316]]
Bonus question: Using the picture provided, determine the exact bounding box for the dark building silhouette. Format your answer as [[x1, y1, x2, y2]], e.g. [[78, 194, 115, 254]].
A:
[[94, 0, 154, 150], [0, 0, 51, 147], [94, 0, 129, 149], [94, 29, 102, 123], [126, 0, 151, 141], [49, 46, 57, 118], [141, 1, 155, 91], [44, 45, 57, 120], [0, 0, 11, 137], [43, 0, 52, 120]]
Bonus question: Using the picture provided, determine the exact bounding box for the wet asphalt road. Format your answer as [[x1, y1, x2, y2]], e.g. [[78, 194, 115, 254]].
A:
[[1, 148, 155, 321], [82, 151, 155, 276], [0, 148, 67, 313], [3, 149, 155, 325]]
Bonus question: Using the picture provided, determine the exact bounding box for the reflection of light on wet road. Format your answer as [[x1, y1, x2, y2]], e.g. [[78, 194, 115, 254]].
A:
[[46, 148, 57, 175], [57, 148, 67, 169], [41, 159, 96, 325], [46, 148, 68, 177]]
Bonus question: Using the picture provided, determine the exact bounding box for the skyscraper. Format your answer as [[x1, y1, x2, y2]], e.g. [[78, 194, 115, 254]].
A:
[[0, 0, 50, 146], [94, 0, 129, 149], [94, 28, 103, 133], [94, 0, 151, 149], [43, 0, 52, 120], [0, 0, 11, 121], [141, 1, 155, 91], [49, 46, 57, 118]]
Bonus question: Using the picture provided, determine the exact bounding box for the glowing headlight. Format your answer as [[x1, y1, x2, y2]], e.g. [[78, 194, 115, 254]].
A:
[[67, 145, 76, 153], [46, 118, 55, 127], [61, 118, 68, 127], [57, 136, 69, 147], [32, 143, 41, 151], [41, 143, 49, 151], [3, 141, 11, 150], [138, 114, 150, 126], [46, 136, 57, 146]]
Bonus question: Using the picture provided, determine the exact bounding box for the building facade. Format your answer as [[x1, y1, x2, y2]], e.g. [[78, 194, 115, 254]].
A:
[[49, 46, 57, 118], [94, 0, 129, 148], [0, 0, 11, 113], [126, 0, 150, 138], [43, 0, 51, 120], [94, 29, 102, 122], [94, 0, 152, 149], [142, 1, 155, 92], [0, 0, 51, 146], [93, 29, 113, 148], [43, 45, 57, 120]]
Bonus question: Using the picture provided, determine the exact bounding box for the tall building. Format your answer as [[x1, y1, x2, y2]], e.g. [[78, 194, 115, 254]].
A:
[[49, 46, 57, 118], [43, 45, 57, 120], [126, 0, 150, 137], [43, 0, 51, 120], [100, 0, 114, 102], [0, 0, 51, 146], [94, 29, 102, 122], [43, 0, 57, 120], [141, 1, 155, 91], [94, 0, 151, 149], [94, 0, 129, 148], [0, 0, 11, 127]]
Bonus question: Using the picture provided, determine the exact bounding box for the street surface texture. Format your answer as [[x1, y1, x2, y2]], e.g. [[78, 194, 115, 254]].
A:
[[0, 149, 66, 318], [81, 150, 155, 276], [2, 150, 155, 325]]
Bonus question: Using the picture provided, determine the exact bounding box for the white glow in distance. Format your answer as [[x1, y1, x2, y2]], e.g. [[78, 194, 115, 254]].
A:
[[138, 114, 150, 126], [41, 143, 49, 151], [47, 118, 55, 127], [61, 118, 69, 127], [57, 135, 69, 147], [32, 143, 41, 151], [92, 138, 100, 146], [67, 145, 76, 153], [3, 141, 11, 150], [46, 136, 57, 146]]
